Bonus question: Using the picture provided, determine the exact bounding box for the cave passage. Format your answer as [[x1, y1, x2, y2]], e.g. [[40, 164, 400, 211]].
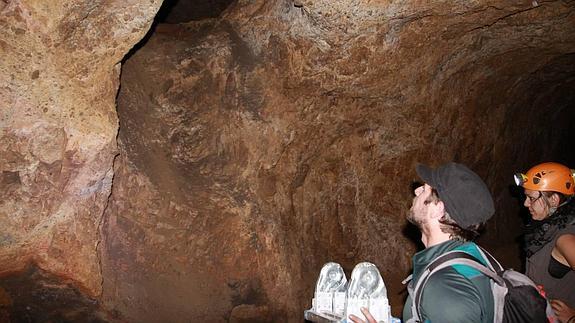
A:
[[1, 0, 574, 322]]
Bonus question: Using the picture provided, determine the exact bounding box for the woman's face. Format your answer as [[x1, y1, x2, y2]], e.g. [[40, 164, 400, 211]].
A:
[[523, 189, 550, 221]]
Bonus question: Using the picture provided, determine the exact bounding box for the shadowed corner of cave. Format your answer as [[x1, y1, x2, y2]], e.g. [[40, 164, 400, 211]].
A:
[[0, 266, 113, 323], [156, 0, 235, 24], [477, 51, 575, 274], [122, 0, 236, 64]]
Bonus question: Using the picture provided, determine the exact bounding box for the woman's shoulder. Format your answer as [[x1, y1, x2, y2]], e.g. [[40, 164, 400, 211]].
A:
[[556, 231, 575, 248], [554, 229, 575, 263]]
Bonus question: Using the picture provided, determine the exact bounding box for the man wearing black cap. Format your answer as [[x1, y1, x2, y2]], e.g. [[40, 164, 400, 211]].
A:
[[350, 162, 496, 323]]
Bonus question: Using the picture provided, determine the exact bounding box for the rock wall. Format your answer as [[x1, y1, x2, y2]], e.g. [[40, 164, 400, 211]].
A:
[[0, 0, 162, 299], [1, 0, 575, 322], [108, 0, 575, 322]]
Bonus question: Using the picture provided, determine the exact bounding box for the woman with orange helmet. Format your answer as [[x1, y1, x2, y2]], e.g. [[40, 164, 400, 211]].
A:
[[515, 162, 575, 322]]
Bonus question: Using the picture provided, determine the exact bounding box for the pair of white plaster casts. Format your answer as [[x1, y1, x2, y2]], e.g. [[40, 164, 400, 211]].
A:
[[305, 262, 400, 323]]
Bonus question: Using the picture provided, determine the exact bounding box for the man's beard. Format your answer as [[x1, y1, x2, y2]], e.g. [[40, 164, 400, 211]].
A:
[[407, 208, 425, 229]]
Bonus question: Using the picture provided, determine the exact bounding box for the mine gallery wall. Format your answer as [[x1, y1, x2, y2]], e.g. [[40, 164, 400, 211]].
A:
[[1, 0, 574, 322]]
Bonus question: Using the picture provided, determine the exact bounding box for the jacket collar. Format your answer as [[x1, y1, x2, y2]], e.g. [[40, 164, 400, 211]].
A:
[[411, 239, 467, 283]]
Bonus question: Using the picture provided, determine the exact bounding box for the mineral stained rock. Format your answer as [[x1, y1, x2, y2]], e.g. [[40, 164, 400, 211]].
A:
[[0, 0, 162, 298], [108, 0, 575, 322], [1, 0, 575, 322]]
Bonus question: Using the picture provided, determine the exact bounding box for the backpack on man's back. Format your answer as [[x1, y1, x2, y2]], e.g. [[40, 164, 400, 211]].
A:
[[407, 247, 554, 323]]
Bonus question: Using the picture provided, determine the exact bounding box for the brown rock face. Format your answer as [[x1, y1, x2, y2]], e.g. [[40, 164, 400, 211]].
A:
[[107, 0, 575, 322], [0, 0, 162, 308], [2, 0, 575, 322]]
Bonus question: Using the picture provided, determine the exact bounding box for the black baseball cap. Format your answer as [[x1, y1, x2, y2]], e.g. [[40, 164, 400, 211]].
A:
[[416, 162, 495, 228]]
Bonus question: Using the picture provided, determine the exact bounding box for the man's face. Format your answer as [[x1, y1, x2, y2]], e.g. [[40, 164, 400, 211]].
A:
[[407, 183, 433, 228], [523, 188, 550, 221]]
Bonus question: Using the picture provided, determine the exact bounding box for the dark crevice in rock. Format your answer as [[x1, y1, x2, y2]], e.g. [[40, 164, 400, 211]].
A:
[[96, 152, 120, 304], [466, 3, 543, 32]]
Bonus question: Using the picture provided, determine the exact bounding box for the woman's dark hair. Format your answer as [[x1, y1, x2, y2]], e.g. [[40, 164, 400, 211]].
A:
[[542, 191, 568, 205]]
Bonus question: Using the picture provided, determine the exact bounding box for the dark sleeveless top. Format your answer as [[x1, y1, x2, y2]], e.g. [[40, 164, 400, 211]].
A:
[[524, 200, 575, 307], [548, 256, 570, 278]]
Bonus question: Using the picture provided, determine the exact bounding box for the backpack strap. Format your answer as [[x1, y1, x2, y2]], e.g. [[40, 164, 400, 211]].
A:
[[475, 246, 505, 274], [410, 250, 506, 322]]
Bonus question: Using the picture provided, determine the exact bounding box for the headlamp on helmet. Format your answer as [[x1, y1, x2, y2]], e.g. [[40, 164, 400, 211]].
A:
[[514, 162, 575, 196], [514, 173, 527, 187]]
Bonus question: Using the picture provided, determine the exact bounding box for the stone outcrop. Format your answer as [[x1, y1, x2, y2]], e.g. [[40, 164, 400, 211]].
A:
[[0, 0, 162, 299]]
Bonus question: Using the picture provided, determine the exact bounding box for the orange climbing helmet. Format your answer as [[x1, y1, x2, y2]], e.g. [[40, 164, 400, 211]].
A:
[[514, 162, 575, 195]]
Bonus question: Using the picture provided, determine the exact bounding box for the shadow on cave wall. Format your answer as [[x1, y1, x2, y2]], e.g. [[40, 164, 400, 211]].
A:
[[0, 266, 113, 323], [122, 0, 236, 66], [156, 0, 236, 23]]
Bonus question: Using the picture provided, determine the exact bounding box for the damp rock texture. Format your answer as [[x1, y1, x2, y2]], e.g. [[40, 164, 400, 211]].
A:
[[108, 0, 575, 322], [0, 0, 163, 300]]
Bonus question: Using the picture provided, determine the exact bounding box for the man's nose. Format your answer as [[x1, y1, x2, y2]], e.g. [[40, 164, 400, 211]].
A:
[[414, 186, 424, 195]]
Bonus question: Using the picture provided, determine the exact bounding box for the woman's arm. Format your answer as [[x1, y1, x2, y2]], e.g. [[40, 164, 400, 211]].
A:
[[554, 233, 575, 269]]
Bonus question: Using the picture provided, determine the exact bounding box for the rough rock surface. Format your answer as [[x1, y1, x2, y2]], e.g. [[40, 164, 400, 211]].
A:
[[108, 0, 575, 322], [0, 0, 162, 302], [1, 0, 575, 322]]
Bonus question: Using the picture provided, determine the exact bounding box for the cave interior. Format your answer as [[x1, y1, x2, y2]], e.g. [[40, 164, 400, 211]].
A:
[[1, 0, 574, 322]]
